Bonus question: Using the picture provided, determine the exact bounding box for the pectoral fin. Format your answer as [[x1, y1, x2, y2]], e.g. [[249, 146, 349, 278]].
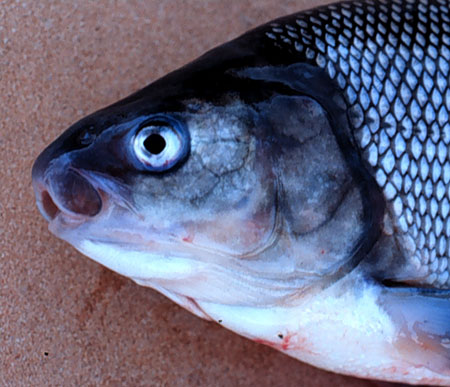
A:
[[380, 286, 450, 376]]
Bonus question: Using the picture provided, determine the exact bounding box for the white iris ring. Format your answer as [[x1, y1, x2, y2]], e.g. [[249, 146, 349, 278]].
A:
[[134, 125, 184, 170]]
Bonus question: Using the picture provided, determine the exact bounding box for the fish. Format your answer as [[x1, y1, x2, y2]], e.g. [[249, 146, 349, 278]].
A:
[[31, 0, 450, 384]]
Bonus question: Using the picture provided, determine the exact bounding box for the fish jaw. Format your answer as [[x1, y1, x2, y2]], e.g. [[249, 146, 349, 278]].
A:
[[58, 224, 304, 307]]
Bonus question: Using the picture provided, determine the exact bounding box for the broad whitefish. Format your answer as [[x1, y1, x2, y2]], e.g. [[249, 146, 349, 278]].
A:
[[32, 1, 450, 384]]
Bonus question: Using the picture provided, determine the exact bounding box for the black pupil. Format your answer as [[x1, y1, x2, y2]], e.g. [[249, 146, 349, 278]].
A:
[[144, 133, 166, 155]]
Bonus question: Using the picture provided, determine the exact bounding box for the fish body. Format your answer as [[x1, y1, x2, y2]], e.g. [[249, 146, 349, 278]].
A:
[[32, 0, 450, 385]]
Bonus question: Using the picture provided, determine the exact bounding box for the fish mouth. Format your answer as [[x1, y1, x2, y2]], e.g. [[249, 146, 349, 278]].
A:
[[32, 167, 105, 228], [36, 187, 61, 222], [33, 186, 90, 229]]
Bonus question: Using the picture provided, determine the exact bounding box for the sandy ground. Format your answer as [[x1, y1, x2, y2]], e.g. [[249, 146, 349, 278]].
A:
[[1, 1, 394, 386]]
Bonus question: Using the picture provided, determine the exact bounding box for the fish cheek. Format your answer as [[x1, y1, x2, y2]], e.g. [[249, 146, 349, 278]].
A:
[[129, 111, 274, 254], [263, 95, 365, 269]]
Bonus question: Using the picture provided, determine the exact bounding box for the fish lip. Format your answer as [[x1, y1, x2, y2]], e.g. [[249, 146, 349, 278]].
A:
[[32, 178, 74, 224], [32, 168, 103, 227], [33, 180, 58, 222], [34, 185, 90, 227], [47, 211, 89, 235]]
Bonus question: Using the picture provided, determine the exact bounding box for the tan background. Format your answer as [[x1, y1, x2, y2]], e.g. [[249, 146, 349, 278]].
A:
[[1, 1, 394, 386]]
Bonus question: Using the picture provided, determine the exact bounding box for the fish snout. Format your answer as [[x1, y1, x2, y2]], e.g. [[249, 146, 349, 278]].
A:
[[32, 160, 102, 222]]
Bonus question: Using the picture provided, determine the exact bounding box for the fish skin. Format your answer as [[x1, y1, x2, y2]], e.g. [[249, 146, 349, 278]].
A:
[[32, 0, 450, 385]]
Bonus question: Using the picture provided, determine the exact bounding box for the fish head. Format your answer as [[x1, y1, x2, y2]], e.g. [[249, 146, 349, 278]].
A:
[[32, 47, 365, 312], [31, 5, 450, 384]]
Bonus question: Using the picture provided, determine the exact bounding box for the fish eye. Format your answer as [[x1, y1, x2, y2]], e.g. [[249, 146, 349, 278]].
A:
[[133, 121, 188, 171]]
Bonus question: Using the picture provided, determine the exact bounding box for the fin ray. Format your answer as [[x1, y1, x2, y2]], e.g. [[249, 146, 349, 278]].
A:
[[380, 285, 450, 375]]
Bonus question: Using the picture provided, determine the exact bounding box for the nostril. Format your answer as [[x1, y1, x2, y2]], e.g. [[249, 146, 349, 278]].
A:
[[41, 190, 60, 220]]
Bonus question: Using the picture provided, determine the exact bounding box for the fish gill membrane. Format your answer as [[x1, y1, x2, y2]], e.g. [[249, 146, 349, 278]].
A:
[[32, 0, 450, 385]]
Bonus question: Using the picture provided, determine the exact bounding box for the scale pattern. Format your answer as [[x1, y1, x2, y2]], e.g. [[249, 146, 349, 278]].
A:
[[264, 0, 450, 287]]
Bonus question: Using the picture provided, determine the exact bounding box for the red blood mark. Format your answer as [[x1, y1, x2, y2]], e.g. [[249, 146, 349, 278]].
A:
[[254, 333, 299, 351], [182, 235, 194, 243], [382, 366, 413, 377], [281, 333, 296, 350], [384, 366, 397, 374], [254, 333, 319, 356], [321, 249, 325, 255]]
